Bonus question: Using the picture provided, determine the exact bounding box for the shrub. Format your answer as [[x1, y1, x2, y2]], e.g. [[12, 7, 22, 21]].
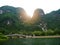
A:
[[44, 29, 54, 36], [54, 29, 60, 35], [0, 35, 8, 41], [32, 31, 43, 36]]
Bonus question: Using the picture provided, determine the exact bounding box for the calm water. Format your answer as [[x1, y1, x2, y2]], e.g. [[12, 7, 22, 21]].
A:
[[1, 38, 60, 45]]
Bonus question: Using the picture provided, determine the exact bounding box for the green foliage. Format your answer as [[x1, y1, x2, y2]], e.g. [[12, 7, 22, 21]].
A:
[[0, 5, 60, 36], [54, 29, 60, 35], [44, 30, 54, 36], [44, 9, 60, 30], [32, 31, 43, 36], [0, 6, 20, 34], [0, 34, 8, 41]]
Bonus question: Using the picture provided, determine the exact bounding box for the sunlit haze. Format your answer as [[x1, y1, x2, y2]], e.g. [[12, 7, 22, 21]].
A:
[[0, 0, 60, 17]]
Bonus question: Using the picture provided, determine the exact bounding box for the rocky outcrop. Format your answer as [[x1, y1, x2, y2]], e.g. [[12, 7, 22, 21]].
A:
[[31, 8, 45, 23], [17, 7, 30, 24], [31, 8, 47, 31]]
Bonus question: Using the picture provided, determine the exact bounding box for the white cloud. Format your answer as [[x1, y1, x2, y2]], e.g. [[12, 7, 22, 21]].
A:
[[0, 0, 60, 16]]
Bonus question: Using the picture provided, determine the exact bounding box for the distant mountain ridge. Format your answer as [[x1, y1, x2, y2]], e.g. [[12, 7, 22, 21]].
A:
[[0, 5, 60, 34]]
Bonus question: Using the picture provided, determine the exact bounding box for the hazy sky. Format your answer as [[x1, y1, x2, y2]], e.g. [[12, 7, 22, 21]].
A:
[[0, 0, 60, 17]]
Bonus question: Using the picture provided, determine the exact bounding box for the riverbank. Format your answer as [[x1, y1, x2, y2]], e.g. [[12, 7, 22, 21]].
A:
[[31, 36, 60, 38], [5, 34, 60, 38]]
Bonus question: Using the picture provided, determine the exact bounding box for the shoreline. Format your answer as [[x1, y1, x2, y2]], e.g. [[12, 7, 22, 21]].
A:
[[31, 36, 60, 38]]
